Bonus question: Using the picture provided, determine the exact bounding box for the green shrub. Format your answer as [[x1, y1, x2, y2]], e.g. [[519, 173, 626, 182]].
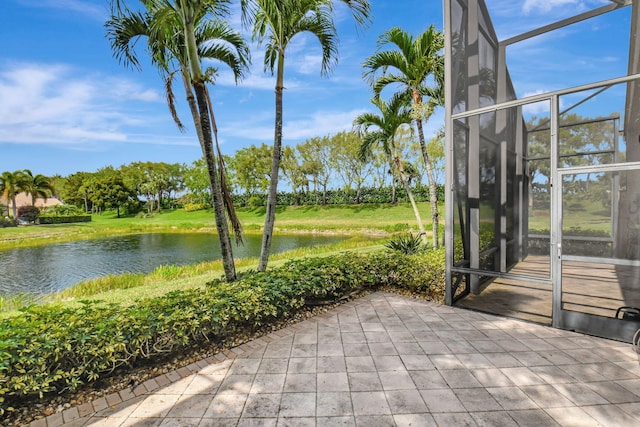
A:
[[0, 217, 16, 228], [385, 232, 428, 254], [0, 249, 445, 413], [183, 203, 208, 212], [17, 206, 40, 223], [38, 215, 91, 224], [40, 205, 84, 216]]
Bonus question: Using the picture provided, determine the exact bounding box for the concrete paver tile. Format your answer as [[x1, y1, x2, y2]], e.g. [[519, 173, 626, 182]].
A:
[[119, 418, 163, 427], [432, 412, 477, 426], [499, 367, 546, 386], [471, 368, 514, 387], [345, 356, 376, 372], [94, 396, 145, 418], [229, 358, 261, 375], [241, 393, 281, 418], [350, 391, 391, 416], [485, 386, 538, 410], [384, 389, 428, 414], [582, 403, 640, 426], [429, 354, 465, 370], [408, 369, 448, 389], [398, 354, 433, 370], [317, 356, 347, 373], [544, 407, 601, 427], [257, 358, 289, 374], [393, 342, 424, 355], [158, 418, 200, 427], [507, 409, 560, 426], [250, 373, 286, 394], [419, 388, 466, 412], [378, 370, 415, 390], [470, 411, 518, 427], [128, 394, 181, 418], [354, 415, 395, 427], [198, 418, 239, 426], [343, 343, 370, 357], [348, 371, 383, 391], [454, 387, 502, 411], [316, 391, 353, 416], [371, 355, 404, 371], [393, 413, 437, 427], [276, 417, 315, 427], [283, 373, 316, 392], [291, 344, 317, 358], [317, 372, 350, 392], [439, 369, 483, 389], [552, 382, 609, 405], [183, 374, 223, 395], [166, 394, 214, 418], [234, 418, 275, 427], [278, 392, 316, 417], [287, 357, 316, 374], [617, 402, 640, 422], [512, 351, 553, 367], [203, 393, 248, 418], [216, 374, 254, 395], [316, 416, 356, 426], [616, 378, 640, 397], [528, 365, 576, 384], [560, 364, 609, 382], [520, 384, 575, 408]]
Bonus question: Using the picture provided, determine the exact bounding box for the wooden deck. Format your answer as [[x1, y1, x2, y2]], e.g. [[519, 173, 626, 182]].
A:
[[455, 255, 640, 325]]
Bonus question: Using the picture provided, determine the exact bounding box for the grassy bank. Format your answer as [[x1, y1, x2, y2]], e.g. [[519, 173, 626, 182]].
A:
[[0, 203, 438, 250]]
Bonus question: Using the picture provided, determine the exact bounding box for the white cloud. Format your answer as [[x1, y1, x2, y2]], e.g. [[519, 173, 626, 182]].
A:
[[13, 0, 107, 20], [0, 62, 165, 147], [523, 0, 582, 14], [221, 108, 369, 142]]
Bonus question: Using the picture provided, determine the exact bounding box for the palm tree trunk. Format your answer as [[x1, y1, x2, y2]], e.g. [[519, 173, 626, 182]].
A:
[[193, 81, 236, 281], [10, 196, 17, 219], [259, 52, 285, 272], [179, 12, 236, 281], [395, 157, 428, 244], [414, 115, 440, 249]]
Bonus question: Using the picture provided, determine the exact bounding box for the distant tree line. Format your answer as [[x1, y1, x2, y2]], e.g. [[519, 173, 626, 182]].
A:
[[45, 129, 444, 216]]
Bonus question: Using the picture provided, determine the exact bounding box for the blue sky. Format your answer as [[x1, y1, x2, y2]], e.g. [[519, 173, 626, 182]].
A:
[[0, 0, 631, 178]]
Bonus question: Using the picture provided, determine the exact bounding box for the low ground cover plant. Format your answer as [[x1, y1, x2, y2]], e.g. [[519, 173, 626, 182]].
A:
[[0, 249, 444, 413]]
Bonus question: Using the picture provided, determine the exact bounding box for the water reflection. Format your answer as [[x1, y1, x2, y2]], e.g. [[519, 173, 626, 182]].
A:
[[0, 233, 345, 297]]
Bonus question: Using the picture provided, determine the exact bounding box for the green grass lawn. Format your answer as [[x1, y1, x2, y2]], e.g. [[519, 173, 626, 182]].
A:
[[0, 202, 441, 250]]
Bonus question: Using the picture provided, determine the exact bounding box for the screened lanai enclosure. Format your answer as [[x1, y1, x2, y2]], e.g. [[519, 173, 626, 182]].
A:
[[444, 0, 640, 342]]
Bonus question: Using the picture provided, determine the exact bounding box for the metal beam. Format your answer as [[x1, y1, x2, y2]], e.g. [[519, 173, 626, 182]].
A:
[[500, 1, 631, 47]]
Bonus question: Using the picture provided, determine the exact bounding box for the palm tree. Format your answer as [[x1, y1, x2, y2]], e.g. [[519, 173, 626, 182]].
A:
[[363, 26, 444, 248], [107, 0, 250, 282], [354, 94, 428, 244], [21, 170, 55, 206], [241, 0, 371, 272], [0, 170, 27, 219]]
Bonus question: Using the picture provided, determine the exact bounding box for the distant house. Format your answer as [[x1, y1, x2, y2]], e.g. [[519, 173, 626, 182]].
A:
[[1, 192, 63, 216]]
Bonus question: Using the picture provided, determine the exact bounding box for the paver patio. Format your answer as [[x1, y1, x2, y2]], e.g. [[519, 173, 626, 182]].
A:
[[31, 292, 640, 427]]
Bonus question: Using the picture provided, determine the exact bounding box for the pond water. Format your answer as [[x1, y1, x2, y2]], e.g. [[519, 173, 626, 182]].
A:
[[0, 233, 346, 298]]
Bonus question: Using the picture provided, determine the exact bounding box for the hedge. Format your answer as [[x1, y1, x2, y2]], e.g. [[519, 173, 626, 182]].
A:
[[0, 249, 444, 412], [38, 215, 92, 224]]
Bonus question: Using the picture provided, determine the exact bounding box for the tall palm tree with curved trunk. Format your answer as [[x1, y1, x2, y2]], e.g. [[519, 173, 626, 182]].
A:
[[107, 0, 250, 281], [21, 170, 55, 206], [363, 26, 444, 248], [354, 94, 428, 244], [241, 0, 371, 272], [0, 170, 27, 219]]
